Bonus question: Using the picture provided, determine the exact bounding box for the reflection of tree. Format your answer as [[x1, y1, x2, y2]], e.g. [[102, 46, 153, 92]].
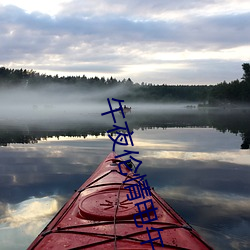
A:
[[241, 133, 250, 149], [0, 131, 38, 146], [0, 110, 250, 149], [0, 123, 111, 146]]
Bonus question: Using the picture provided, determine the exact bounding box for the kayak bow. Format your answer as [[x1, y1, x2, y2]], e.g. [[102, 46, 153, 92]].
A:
[[28, 152, 213, 249]]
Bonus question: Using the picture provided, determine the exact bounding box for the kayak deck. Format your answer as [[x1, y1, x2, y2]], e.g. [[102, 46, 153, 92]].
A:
[[28, 152, 213, 249]]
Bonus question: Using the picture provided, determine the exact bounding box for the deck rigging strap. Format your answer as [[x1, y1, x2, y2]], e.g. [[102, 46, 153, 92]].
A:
[[113, 171, 132, 249], [113, 158, 137, 249]]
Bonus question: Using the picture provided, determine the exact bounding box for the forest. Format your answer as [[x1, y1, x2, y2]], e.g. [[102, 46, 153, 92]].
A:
[[0, 63, 250, 104]]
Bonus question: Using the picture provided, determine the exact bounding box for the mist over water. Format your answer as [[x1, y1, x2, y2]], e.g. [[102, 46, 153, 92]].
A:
[[0, 85, 104, 122], [0, 84, 197, 125]]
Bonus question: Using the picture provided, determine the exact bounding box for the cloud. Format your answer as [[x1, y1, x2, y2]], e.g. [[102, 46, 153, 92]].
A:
[[58, 0, 246, 19], [3, 4, 248, 48], [0, 1, 250, 84]]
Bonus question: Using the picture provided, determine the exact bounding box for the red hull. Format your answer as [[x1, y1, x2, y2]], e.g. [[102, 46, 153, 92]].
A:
[[28, 152, 213, 249]]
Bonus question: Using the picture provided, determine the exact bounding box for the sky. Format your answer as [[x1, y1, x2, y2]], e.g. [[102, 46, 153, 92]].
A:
[[0, 0, 250, 85]]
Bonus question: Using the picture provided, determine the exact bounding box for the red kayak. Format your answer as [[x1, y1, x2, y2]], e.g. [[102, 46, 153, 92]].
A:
[[28, 152, 213, 249]]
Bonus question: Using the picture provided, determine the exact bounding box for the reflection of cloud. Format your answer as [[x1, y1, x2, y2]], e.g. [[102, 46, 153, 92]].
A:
[[129, 128, 249, 166], [157, 186, 250, 249], [5, 140, 110, 177], [0, 196, 59, 231], [0, 196, 62, 250], [133, 127, 243, 150], [194, 223, 250, 250], [157, 186, 250, 216], [151, 150, 250, 166], [134, 141, 186, 150], [0, 202, 7, 218]]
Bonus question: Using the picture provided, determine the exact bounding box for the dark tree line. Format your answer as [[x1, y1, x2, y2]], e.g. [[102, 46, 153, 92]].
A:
[[208, 63, 250, 105], [0, 63, 250, 104]]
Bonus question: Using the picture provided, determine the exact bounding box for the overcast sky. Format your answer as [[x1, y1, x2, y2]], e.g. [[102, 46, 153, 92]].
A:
[[0, 0, 250, 85]]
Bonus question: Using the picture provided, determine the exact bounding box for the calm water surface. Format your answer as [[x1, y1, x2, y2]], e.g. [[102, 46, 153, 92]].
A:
[[0, 106, 250, 249]]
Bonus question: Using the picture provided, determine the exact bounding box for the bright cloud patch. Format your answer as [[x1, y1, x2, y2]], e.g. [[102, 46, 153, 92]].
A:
[[0, 196, 59, 230], [0, 0, 250, 84]]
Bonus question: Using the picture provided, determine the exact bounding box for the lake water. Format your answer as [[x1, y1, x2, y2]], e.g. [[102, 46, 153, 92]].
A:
[[0, 104, 250, 249]]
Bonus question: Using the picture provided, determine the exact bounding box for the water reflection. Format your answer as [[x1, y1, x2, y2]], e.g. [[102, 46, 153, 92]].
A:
[[0, 107, 250, 149], [0, 196, 62, 250], [0, 110, 250, 249], [0, 196, 59, 228]]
